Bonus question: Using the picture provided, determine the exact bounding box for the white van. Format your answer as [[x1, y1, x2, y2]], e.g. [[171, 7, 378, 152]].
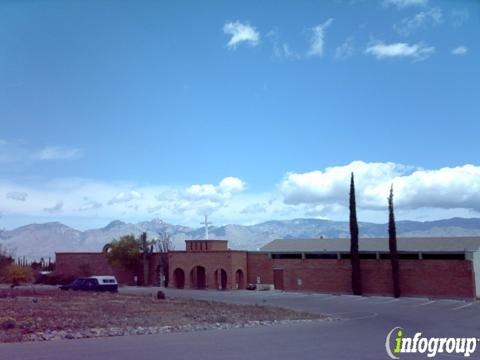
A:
[[60, 275, 118, 292], [90, 276, 118, 292]]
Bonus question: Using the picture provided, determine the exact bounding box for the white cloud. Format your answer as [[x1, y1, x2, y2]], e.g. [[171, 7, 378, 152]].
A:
[[267, 29, 300, 60], [307, 19, 334, 57], [0, 140, 83, 165], [334, 37, 354, 60], [452, 46, 468, 56], [0, 179, 161, 225], [6, 191, 28, 201], [383, 0, 428, 9], [394, 7, 442, 36], [2, 164, 480, 228], [365, 41, 434, 61], [280, 162, 480, 212], [32, 146, 81, 160], [180, 177, 246, 216], [219, 177, 246, 193], [273, 42, 300, 60], [108, 191, 143, 205], [240, 203, 267, 214], [185, 184, 221, 201], [44, 201, 63, 214], [280, 161, 409, 207], [392, 165, 480, 210], [77, 198, 102, 212], [106, 176, 246, 220], [223, 21, 260, 49]]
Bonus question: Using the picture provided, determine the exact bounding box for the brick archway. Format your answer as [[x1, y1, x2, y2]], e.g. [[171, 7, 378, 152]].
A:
[[235, 269, 245, 289], [214, 268, 228, 290], [173, 268, 185, 289], [190, 266, 207, 289]]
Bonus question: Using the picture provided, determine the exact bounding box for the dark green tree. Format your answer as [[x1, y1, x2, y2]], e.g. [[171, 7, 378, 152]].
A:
[[388, 185, 401, 298], [106, 233, 155, 286], [0, 244, 14, 281], [106, 234, 142, 273], [349, 173, 362, 295]]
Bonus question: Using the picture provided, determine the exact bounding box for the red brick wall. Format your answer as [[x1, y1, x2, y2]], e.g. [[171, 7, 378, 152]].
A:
[[56, 250, 476, 299], [185, 240, 228, 252], [245, 253, 475, 299], [230, 252, 248, 289], [169, 251, 247, 290], [55, 253, 136, 285], [247, 253, 273, 284], [209, 241, 228, 251], [397, 260, 474, 299]]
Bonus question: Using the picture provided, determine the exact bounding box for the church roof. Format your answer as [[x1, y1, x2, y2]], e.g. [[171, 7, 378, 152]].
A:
[[260, 237, 480, 253]]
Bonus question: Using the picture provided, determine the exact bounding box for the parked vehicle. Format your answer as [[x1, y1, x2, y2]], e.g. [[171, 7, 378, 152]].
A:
[[59, 276, 118, 292]]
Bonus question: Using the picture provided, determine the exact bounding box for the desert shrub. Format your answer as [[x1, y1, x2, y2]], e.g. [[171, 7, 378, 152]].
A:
[[30, 261, 42, 271], [215, 315, 228, 323], [34, 272, 76, 285], [0, 317, 16, 330], [33, 272, 47, 284], [4, 265, 33, 285], [0, 245, 14, 281]]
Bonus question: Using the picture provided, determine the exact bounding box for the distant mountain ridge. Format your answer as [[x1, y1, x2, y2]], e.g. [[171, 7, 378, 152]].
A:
[[2, 217, 480, 259]]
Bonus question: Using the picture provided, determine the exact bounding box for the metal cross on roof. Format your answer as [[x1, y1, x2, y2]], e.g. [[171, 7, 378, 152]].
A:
[[200, 214, 212, 240]]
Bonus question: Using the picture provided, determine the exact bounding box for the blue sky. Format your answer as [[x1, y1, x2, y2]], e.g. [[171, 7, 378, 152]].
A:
[[0, 0, 479, 229]]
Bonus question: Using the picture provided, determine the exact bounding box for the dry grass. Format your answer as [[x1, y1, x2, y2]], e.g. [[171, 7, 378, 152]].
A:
[[0, 287, 321, 342]]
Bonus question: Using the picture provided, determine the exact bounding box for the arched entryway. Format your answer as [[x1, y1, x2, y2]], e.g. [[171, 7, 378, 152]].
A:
[[235, 269, 245, 289], [190, 266, 206, 289], [173, 268, 185, 289], [214, 268, 228, 290]]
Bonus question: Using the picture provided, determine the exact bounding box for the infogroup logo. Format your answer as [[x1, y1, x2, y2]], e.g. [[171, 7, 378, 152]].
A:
[[385, 327, 479, 358]]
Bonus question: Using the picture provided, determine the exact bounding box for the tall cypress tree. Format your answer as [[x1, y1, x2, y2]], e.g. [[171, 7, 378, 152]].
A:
[[388, 185, 401, 298], [349, 173, 362, 295]]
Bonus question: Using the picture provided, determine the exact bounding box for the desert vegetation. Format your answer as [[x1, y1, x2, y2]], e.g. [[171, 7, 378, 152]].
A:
[[0, 287, 322, 343], [0, 246, 33, 285]]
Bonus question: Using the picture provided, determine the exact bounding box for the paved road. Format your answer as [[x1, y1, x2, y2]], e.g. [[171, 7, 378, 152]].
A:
[[1, 287, 479, 360]]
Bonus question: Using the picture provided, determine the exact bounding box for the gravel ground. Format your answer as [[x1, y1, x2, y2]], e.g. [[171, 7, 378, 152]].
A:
[[0, 287, 324, 342]]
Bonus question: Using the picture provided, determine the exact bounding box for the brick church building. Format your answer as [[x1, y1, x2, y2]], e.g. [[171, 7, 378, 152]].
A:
[[56, 236, 480, 299]]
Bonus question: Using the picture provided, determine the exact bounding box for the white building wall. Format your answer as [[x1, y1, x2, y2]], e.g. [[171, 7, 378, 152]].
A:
[[472, 251, 480, 299]]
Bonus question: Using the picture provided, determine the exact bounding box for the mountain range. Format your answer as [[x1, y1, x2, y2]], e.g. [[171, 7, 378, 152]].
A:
[[2, 217, 480, 260]]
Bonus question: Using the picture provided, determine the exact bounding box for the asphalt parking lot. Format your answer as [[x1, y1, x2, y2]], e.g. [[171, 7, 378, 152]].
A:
[[124, 287, 480, 326], [1, 287, 479, 360]]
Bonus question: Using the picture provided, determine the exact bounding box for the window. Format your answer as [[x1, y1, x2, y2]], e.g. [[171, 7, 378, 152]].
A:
[[271, 253, 302, 259], [359, 253, 377, 260], [422, 253, 465, 260], [305, 253, 338, 259]]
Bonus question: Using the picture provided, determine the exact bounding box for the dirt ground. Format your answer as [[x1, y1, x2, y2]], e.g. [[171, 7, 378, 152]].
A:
[[0, 287, 322, 342]]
